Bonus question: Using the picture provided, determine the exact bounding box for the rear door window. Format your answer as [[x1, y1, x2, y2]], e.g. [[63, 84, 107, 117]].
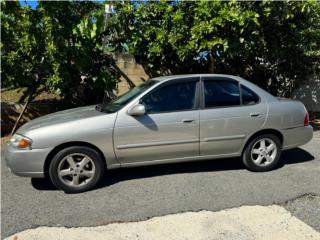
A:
[[204, 80, 240, 108]]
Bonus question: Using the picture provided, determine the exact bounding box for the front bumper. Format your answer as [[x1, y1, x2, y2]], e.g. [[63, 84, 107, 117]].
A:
[[282, 125, 313, 150], [5, 143, 52, 178]]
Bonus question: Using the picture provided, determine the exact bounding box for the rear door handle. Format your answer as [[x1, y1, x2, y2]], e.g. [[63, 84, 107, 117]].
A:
[[182, 119, 195, 123], [250, 113, 261, 117]]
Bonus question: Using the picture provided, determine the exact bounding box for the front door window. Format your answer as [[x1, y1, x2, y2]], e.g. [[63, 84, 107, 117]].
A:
[[141, 81, 197, 114]]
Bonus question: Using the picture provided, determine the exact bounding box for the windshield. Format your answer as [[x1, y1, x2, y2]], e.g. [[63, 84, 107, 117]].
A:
[[100, 80, 158, 113]]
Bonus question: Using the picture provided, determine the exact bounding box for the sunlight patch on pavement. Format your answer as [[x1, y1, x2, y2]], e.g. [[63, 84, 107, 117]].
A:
[[7, 205, 320, 240]]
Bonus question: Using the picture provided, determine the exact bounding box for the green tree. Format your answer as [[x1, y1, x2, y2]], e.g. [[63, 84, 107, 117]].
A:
[[39, 1, 119, 105], [110, 1, 320, 96], [1, 1, 50, 101], [1, 1, 118, 133]]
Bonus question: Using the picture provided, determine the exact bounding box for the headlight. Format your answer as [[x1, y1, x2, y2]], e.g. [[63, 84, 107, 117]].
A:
[[10, 134, 32, 149]]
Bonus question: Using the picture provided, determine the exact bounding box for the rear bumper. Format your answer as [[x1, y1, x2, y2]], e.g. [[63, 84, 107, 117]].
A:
[[5, 143, 52, 178], [282, 125, 313, 150]]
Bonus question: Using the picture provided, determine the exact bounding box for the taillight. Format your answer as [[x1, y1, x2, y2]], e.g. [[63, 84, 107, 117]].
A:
[[304, 112, 309, 126]]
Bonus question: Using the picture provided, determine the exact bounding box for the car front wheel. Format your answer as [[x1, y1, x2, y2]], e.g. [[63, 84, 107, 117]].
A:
[[242, 134, 281, 172], [49, 146, 105, 193]]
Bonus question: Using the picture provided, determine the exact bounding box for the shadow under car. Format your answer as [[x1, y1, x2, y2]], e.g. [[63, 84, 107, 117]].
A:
[[31, 147, 314, 192]]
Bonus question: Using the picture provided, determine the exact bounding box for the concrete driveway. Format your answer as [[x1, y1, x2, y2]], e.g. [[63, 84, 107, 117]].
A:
[[1, 132, 320, 239]]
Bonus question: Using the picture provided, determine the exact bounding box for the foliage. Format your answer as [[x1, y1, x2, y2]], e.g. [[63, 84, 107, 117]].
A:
[[110, 1, 320, 96], [1, 0, 319, 103], [1, 1, 118, 105]]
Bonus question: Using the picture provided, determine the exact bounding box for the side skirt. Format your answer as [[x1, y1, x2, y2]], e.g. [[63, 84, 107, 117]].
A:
[[114, 152, 241, 169]]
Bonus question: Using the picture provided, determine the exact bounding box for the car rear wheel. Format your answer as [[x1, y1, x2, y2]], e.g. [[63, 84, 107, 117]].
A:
[[49, 146, 105, 193], [242, 134, 281, 172]]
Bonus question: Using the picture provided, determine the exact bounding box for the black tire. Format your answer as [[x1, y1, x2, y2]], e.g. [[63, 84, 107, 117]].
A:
[[242, 134, 281, 172], [49, 146, 105, 193]]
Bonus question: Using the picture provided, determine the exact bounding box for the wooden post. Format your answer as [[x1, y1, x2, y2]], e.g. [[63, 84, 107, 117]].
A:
[[10, 87, 35, 136], [10, 99, 30, 136]]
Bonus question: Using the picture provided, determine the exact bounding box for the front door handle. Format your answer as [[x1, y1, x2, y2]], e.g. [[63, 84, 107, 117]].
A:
[[250, 113, 261, 117], [182, 119, 195, 123]]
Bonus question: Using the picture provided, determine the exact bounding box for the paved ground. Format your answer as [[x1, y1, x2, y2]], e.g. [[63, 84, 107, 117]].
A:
[[6, 206, 320, 240], [1, 132, 320, 239], [284, 194, 320, 232]]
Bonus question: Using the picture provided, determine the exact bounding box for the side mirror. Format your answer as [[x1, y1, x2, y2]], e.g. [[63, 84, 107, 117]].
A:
[[128, 104, 146, 116]]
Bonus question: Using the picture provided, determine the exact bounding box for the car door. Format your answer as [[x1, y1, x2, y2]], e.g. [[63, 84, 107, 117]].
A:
[[200, 77, 267, 156], [113, 77, 200, 164]]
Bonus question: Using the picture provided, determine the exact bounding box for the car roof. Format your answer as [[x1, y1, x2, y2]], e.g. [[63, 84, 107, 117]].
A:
[[152, 74, 240, 81]]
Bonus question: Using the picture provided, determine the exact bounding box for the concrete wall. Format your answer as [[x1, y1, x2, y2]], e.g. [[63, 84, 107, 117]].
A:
[[115, 54, 150, 95]]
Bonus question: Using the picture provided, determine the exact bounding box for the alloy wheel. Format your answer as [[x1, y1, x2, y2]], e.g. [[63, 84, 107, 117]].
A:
[[57, 153, 96, 187], [250, 138, 278, 167]]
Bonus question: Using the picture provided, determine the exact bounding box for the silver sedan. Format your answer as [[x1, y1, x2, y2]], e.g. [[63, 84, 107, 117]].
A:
[[5, 74, 313, 193]]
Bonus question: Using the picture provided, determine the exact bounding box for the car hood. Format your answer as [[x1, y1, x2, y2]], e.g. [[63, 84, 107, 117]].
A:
[[18, 105, 106, 134]]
